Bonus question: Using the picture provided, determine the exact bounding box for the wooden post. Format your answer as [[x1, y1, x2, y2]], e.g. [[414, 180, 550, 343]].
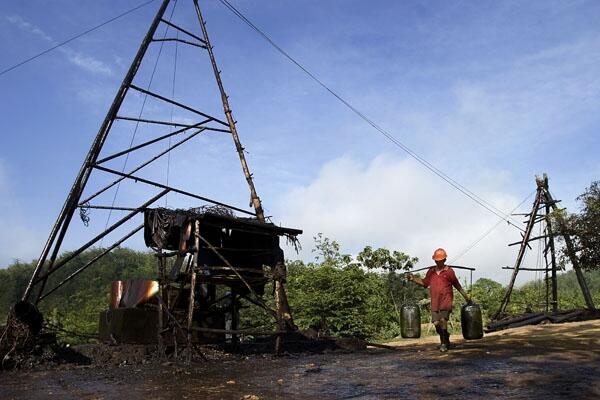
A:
[[545, 199, 559, 312], [157, 255, 165, 358], [494, 174, 595, 320], [187, 220, 200, 363], [193, 0, 265, 222], [273, 260, 295, 355], [230, 290, 239, 345], [544, 180, 595, 310]]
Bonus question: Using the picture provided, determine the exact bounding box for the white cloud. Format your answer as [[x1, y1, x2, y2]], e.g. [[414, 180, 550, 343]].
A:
[[59, 48, 112, 76], [6, 15, 52, 42], [434, 35, 600, 158], [5, 14, 112, 76], [275, 154, 542, 285]]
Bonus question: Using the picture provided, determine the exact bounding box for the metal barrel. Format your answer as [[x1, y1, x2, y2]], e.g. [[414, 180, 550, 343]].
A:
[[110, 281, 124, 309], [400, 303, 421, 339], [461, 303, 484, 340]]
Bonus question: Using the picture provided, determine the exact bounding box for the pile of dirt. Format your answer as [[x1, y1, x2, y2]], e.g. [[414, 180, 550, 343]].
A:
[[1, 301, 91, 370], [2, 306, 362, 371], [2, 332, 91, 370], [74, 343, 155, 366]]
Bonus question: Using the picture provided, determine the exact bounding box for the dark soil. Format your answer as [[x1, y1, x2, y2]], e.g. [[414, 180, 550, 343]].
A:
[[1, 320, 599, 399]]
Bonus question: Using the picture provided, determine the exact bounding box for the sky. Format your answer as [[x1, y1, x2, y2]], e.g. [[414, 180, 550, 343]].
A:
[[1, 0, 599, 287]]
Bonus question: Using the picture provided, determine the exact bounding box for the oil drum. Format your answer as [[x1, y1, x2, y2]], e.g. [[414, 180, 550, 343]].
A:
[[461, 303, 483, 340], [400, 303, 421, 338]]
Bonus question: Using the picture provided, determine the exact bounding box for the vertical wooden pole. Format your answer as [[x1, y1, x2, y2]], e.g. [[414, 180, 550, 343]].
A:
[[230, 290, 239, 345], [273, 260, 295, 355], [193, 0, 265, 221], [187, 220, 200, 363], [157, 255, 165, 357], [544, 179, 595, 310], [545, 199, 559, 312]]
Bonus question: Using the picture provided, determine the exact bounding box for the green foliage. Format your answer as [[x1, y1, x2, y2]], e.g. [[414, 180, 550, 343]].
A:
[[357, 246, 418, 272], [286, 235, 426, 340], [2, 234, 598, 345], [238, 281, 276, 330], [470, 278, 504, 323], [554, 181, 600, 271], [495, 270, 600, 316], [287, 263, 375, 339], [288, 235, 374, 338], [311, 233, 352, 267], [0, 248, 157, 343]]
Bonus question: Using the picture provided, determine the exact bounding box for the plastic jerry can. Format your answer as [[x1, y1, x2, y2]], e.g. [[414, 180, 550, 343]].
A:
[[461, 303, 484, 340], [400, 303, 421, 338]]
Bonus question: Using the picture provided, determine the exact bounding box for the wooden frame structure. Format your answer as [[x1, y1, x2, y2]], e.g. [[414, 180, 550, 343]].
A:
[[493, 174, 595, 319]]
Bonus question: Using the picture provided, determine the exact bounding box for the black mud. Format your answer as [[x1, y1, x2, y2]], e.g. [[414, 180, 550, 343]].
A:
[[1, 321, 600, 399]]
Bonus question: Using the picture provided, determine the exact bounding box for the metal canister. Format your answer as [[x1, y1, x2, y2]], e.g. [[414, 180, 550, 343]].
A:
[[110, 281, 124, 309], [400, 303, 421, 338], [461, 303, 484, 340]]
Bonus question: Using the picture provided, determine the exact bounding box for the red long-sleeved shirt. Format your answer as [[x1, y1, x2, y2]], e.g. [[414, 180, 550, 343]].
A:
[[422, 266, 462, 311]]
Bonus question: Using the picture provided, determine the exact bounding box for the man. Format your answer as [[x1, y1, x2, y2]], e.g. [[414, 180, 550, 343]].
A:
[[407, 248, 471, 352]]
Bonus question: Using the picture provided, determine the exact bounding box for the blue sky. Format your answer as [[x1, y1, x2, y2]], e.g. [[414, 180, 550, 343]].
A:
[[1, 0, 599, 285]]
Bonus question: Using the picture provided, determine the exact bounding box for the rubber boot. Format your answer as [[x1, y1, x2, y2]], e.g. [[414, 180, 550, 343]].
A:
[[435, 325, 446, 351], [440, 329, 450, 352]]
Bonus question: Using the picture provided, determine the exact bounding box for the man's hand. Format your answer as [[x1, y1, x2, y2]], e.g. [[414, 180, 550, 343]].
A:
[[459, 289, 472, 304], [406, 273, 425, 287]]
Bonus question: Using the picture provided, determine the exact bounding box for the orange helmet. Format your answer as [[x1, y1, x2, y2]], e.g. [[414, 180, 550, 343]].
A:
[[432, 248, 447, 261]]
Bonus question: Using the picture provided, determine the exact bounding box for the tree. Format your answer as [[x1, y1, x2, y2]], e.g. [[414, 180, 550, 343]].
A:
[[555, 181, 600, 271], [311, 233, 352, 268], [356, 245, 424, 335], [356, 246, 417, 273], [470, 278, 504, 322], [286, 235, 424, 340]]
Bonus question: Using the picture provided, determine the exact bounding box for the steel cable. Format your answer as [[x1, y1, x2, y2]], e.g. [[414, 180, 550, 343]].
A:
[[449, 189, 535, 264], [0, 0, 157, 77], [217, 0, 526, 231], [101, 0, 179, 241]]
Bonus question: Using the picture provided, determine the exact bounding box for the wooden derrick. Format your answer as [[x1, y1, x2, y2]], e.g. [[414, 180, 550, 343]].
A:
[[492, 174, 595, 322]]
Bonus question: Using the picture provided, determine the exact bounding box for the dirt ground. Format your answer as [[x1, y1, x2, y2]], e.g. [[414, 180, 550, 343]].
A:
[[1, 319, 600, 400]]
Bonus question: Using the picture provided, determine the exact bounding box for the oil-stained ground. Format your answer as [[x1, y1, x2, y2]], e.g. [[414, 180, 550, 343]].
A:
[[1, 320, 599, 399]]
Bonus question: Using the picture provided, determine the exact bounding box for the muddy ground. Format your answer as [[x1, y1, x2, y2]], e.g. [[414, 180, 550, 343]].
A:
[[1, 320, 599, 399]]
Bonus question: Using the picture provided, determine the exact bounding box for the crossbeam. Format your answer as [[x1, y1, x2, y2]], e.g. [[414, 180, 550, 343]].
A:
[[152, 38, 207, 48], [80, 129, 203, 205], [160, 18, 207, 45], [129, 84, 229, 126], [96, 124, 207, 164], [94, 164, 256, 216]]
